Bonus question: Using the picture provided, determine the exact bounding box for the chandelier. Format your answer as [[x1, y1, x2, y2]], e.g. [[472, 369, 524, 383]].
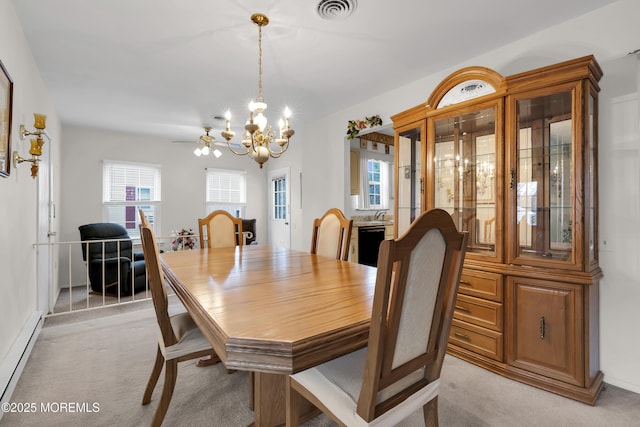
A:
[[221, 13, 295, 169]]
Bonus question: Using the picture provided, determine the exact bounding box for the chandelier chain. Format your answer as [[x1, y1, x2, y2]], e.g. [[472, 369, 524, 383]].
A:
[[258, 24, 263, 102]]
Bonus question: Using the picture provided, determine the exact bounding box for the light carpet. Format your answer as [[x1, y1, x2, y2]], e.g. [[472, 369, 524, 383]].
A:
[[1, 303, 639, 427]]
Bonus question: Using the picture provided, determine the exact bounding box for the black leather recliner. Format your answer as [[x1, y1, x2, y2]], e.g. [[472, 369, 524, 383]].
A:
[[78, 223, 147, 295]]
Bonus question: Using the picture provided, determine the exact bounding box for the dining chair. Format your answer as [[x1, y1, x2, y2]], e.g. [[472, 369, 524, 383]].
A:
[[310, 208, 353, 261], [287, 208, 468, 427], [198, 210, 244, 249], [138, 210, 221, 427]]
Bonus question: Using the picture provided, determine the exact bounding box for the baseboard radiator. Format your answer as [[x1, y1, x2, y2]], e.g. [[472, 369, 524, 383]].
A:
[[0, 311, 42, 414]]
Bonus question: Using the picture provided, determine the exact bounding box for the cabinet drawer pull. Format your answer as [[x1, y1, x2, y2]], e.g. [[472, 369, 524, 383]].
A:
[[540, 316, 546, 339], [454, 331, 470, 340], [459, 279, 471, 285], [455, 305, 470, 312]]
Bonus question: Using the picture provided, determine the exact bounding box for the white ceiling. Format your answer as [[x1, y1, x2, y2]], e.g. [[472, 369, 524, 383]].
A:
[[12, 0, 616, 142]]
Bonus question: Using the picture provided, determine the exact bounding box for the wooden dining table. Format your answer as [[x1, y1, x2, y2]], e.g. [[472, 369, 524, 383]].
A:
[[160, 245, 378, 426]]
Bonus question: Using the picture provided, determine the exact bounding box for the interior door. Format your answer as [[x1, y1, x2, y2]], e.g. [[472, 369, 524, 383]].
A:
[[269, 167, 290, 248], [37, 137, 55, 314]]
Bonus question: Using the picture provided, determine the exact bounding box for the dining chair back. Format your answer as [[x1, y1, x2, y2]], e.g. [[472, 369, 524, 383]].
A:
[[310, 208, 353, 261], [198, 210, 243, 249], [287, 208, 468, 427], [139, 210, 219, 427]]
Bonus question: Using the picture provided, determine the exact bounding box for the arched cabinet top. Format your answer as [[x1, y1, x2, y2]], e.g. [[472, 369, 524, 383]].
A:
[[427, 66, 506, 110]]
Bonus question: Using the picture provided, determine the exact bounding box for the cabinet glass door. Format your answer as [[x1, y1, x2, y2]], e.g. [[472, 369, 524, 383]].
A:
[[432, 105, 499, 258], [396, 125, 423, 236], [514, 90, 573, 263]]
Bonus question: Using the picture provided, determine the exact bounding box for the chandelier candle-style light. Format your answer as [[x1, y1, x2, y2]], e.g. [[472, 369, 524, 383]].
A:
[[221, 13, 295, 169]]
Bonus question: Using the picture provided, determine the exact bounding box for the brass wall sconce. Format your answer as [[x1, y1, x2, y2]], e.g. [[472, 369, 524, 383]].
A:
[[13, 113, 48, 178]]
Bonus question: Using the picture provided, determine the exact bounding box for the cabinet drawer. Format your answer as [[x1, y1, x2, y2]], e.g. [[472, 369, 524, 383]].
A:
[[459, 269, 503, 302], [449, 319, 503, 361], [454, 294, 503, 332]]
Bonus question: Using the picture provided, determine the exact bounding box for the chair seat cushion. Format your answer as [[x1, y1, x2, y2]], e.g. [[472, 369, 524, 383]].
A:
[[167, 304, 187, 317], [161, 312, 212, 360], [292, 348, 440, 427]]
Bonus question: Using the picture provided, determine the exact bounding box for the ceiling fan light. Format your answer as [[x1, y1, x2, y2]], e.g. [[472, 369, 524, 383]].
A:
[[213, 149, 222, 158], [201, 145, 210, 155], [194, 147, 202, 156]]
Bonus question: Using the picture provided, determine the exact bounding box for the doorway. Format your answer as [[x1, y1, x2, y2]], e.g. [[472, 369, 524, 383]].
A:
[[37, 136, 55, 314], [269, 167, 291, 248]]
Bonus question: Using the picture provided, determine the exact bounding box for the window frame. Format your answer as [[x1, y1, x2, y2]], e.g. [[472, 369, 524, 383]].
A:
[[102, 160, 162, 238], [368, 159, 382, 208], [205, 168, 247, 217]]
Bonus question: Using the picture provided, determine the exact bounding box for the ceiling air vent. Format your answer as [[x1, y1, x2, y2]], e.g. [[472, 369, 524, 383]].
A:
[[317, 0, 357, 20]]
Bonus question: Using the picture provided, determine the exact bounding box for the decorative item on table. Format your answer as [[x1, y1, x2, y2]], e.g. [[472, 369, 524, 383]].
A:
[[346, 115, 382, 140], [171, 228, 197, 251]]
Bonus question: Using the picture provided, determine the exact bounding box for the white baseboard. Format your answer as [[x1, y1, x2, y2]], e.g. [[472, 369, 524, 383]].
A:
[[604, 375, 640, 395], [0, 312, 43, 411]]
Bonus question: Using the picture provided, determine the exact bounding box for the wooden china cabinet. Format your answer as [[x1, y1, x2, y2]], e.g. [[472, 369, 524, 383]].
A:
[[391, 56, 603, 404]]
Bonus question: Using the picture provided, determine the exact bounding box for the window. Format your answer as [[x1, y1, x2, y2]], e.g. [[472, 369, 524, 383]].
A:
[[368, 160, 382, 207], [272, 176, 287, 220], [354, 156, 391, 210], [103, 161, 161, 238], [205, 168, 246, 217]]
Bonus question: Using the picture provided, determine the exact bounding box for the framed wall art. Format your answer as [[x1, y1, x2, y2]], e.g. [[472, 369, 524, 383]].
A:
[[0, 60, 13, 177]]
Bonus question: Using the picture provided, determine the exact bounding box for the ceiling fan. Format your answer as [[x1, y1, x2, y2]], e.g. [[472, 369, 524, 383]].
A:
[[173, 126, 225, 158]]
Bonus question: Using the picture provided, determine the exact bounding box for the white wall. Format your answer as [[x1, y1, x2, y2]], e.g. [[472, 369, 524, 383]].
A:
[[0, 0, 60, 383], [301, 0, 640, 393], [598, 53, 640, 392], [59, 125, 269, 260]]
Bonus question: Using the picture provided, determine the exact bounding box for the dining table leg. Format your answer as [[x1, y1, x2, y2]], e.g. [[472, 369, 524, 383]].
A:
[[251, 372, 319, 427]]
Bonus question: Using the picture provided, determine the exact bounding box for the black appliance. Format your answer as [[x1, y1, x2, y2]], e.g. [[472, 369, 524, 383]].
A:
[[358, 226, 385, 267]]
